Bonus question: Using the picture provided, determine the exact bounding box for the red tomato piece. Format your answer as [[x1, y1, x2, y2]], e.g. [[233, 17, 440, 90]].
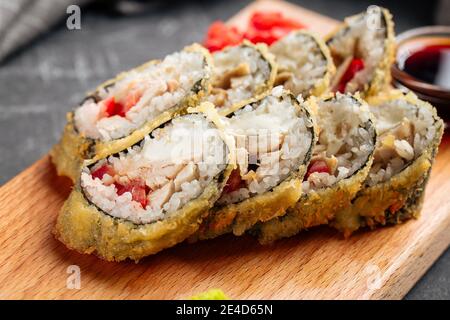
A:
[[222, 168, 244, 194], [104, 96, 127, 117], [91, 164, 115, 180], [115, 179, 150, 208], [306, 160, 330, 179], [204, 21, 244, 52], [336, 58, 365, 93]]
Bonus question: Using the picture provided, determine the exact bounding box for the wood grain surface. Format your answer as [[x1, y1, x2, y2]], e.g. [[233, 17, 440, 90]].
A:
[[0, 0, 449, 300]]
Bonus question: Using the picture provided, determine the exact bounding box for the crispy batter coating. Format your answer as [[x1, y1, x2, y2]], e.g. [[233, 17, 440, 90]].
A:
[[51, 44, 213, 182], [331, 91, 444, 236], [54, 165, 232, 262]]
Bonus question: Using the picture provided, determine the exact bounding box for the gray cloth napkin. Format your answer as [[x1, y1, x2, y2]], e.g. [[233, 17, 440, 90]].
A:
[[0, 0, 89, 62]]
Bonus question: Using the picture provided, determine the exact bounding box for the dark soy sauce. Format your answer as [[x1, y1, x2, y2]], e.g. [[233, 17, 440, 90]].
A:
[[401, 43, 450, 89]]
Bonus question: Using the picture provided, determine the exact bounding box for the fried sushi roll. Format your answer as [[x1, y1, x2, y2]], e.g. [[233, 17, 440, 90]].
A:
[[51, 43, 212, 182], [194, 86, 316, 240], [332, 91, 444, 237], [255, 93, 376, 244], [207, 41, 276, 115], [270, 30, 335, 98], [54, 111, 232, 262], [327, 8, 395, 96]]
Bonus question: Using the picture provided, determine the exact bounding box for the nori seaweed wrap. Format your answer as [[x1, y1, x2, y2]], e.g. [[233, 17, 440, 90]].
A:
[[54, 107, 232, 262], [255, 93, 376, 244], [51, 43, 212, 182], [331, 90, 444, 236]]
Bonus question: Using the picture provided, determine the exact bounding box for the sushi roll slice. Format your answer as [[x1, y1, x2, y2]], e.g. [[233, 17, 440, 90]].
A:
[[51, 43, 212, 182], [194, 86, 316, 240], [207, 41, 276, 115], [332, 90, 444, 237], [326, 7, 395, 96], [255, 93, 376, 244], [270, 30, 335, 98], [54, 109, 232, 262]]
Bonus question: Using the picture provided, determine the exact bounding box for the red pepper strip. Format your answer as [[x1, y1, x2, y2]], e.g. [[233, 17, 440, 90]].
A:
[[103, 91, 142, 118], [222, 168, 244, 194], [115, 180, 150, 208], [305, 160, 330, 180], [91, 164, 115, 180], [336, 58, 365, 93], [104, 97, 127, 117], [204, 21, 244, 52]]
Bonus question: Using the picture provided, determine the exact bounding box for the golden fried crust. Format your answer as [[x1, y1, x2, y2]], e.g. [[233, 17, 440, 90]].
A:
[[254, 94, 376, 244], [217, 40, 277, 117], [308, 31, 336, 98], [325, 8, 396, 98], [49, 112, 91, 182], [50, 44, 213, 182], [54, 166, 231, 262], [366, 8, 396, 97], [331, 91, 444, 236], [256, 155, 373, 244], [195, 169, 305, 240]]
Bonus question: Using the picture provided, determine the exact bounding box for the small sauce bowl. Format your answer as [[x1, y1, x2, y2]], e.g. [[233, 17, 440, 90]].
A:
[[392, 26, 450, 120]]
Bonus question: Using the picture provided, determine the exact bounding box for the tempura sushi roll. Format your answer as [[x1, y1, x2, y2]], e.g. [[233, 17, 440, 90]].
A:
[[51, 43, 212, 182], [255, 93, 376, 244], [194, 86, 316, 240], [327, 8, 395, 96], [207, 41, 276, 115], [54, 110, 232, 262], [332, 91, 444, 236], [270, 30, 335, 98]]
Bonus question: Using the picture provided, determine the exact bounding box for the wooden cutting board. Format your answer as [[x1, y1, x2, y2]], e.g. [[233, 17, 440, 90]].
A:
[[1, 0, 449, 300]]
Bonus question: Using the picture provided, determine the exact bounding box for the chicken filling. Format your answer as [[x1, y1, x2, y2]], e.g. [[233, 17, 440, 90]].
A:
[[75, 49, 209, 141], [303, 94, 375, 193], [270, 31, 329, 98], [367, 98, 436, 186], [218, 86, 314, 205], [81, 114, 228, 224], [207, 44, 272, 110]]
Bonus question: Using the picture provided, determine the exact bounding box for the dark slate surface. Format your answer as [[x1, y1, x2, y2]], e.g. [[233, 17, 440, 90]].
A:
[[0, 0, 447, 299]]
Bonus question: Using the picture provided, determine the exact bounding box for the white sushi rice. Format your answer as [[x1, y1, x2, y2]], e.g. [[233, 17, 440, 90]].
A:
[[328, 11, 386, 93], [74, 50, 209, 141], [218, 87, 314, 205], [270, 31, 328, 98], [207, 44, 272, 109], [367, 98, 436, 186], [303, 93, 375, 193], [80, 114, 227, 224]]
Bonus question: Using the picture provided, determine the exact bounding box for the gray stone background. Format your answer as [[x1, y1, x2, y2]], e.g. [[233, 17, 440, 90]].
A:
[[0, 0, 448, 299]]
